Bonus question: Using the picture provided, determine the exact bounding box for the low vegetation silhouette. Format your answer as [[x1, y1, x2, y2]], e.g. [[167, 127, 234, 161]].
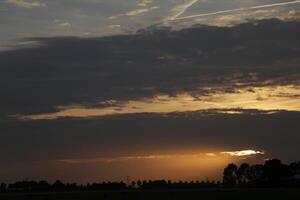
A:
[[1, 159, 300, 193], [223, 159, 300, 187]]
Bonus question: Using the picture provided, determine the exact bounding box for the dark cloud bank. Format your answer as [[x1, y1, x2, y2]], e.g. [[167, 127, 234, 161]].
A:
[[0, 19, 299, 166], [0, 110, 299, 164], [0, 18, 299, 115]]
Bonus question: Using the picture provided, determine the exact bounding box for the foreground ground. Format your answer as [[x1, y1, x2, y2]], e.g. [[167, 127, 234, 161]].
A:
[[1, 189, 300, 200]]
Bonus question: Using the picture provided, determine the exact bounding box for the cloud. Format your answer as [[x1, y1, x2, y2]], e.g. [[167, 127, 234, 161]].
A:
[[137, 0, 153, 7], [126, 6, 159, 16], [0, 19, 300, 118], [54, 19, 72, 28], [172, 0, 300, 21], [108, 24, 121, 29], [58, 22, 71, 27], [1, 109, 299, 164], [15, 85, 300, 120], [281, 10, 300, 21], [1, 1, 300, 182], [109, 5, 159, 19], [60, 153, 212, 164], [221, 150, 265, 157], [167, 0, 200, 21], [5, 0, 46, 9]]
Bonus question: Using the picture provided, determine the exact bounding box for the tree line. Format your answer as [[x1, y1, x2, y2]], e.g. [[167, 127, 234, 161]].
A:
[[223, 158, 300, 187], [0, 159, 299, 193]]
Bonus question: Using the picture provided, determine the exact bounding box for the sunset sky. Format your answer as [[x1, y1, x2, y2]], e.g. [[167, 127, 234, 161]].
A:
[[0, 0, 300, 183]]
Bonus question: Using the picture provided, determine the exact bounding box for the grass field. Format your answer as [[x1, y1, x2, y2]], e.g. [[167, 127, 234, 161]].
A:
[[1, 189, 300, 200]]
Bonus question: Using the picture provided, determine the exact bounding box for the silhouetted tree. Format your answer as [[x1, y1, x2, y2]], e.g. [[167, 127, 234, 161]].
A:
[[131, 181, 136, 188], [0, 183, 6, 192], [290, 161, 300, 176], [52, 180, 65, 191], [248, 164, 264, 186], [264, 159, 292, 186], [223, 163, 238, 186], [237, 163, 250, 185], [137, 180, 142, 188]]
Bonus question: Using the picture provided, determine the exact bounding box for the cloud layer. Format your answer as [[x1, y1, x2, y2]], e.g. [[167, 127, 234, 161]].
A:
[[5, 0, 46, 8], [1, 19, 299, 117], [0, 17, 299, 181]]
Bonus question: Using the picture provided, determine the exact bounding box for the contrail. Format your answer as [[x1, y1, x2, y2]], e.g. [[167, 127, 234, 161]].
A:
[[169, 0, 200, 20], [172, 0, 300, 21]]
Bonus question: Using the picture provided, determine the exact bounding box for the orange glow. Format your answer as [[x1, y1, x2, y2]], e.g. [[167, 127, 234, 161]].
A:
[[56, 153, 229, 181], [0, 150, 266, 182], [60, 150, 264, 164], [15, 85, 300, 120]]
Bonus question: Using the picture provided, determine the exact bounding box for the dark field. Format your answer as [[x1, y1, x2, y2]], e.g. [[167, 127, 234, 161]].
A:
[[1, 189, 300, 200]]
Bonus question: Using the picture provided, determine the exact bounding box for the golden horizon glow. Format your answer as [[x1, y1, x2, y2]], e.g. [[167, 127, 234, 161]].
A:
[[60, 149, 265, 164], [0, 149, 266, 182], [14, 85, 300, 120]]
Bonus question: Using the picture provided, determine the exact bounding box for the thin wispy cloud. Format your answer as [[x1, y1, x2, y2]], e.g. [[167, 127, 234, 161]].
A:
[[126, 6, 159, 16], [137, 0, 153, 7], [108, 24, 121, 29], [54, 19, 72, 28], [171, 0, 300, 20], [5, 0, 46, 9], [167, 0, 199, 21], [109, 5, 159, 19]]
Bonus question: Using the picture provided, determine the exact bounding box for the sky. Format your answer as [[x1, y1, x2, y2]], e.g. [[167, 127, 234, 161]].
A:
[[0, 0, 300, 183]]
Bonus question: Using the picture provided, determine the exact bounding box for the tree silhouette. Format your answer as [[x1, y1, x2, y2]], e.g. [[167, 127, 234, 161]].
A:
[[237, 163, 250, 185], [131, 181, 136, 188], [290, 161, 300, 176], [52, 180, 65, 191], [137, 180, 142, 188], [223, 163, 238, 186], [0, 183, 6, 192], [264, 159, 291, 186], [248, 164, 264, 186]]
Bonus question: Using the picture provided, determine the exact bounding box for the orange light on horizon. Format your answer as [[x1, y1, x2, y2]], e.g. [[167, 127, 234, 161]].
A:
[[14, 85, 300, 120], [55, 149, 266, 181], [0, 149, 267, 182]]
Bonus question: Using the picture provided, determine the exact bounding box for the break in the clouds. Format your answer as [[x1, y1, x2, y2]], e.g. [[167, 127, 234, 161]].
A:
[[16, 85, 300, 120]]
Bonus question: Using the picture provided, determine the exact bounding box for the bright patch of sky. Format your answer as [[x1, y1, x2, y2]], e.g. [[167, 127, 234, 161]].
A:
[[15, 85, 300, 120], [1, 0, 300, 46]]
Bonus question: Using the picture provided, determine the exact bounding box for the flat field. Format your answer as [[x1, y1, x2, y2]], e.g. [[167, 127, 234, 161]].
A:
[[1, 189, 300, 200]]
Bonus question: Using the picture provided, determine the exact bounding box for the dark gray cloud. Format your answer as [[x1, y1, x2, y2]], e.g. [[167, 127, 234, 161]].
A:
[[0, 18, 299, 116], [0, 109, 299, 164]]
